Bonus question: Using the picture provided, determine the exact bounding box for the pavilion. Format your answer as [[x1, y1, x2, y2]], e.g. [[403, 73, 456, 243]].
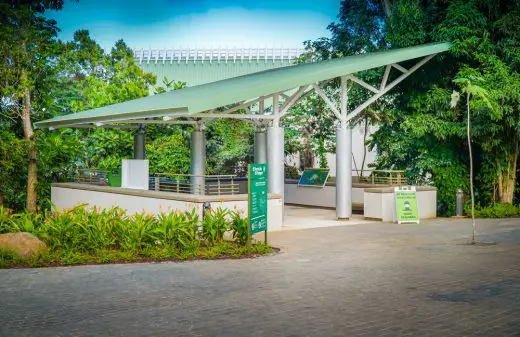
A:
[[36, 42, 450, 221]]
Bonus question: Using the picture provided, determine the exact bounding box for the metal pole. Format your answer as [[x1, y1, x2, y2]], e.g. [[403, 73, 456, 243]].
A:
[[254, 127, 267, 164], [190, 128, 206, 195], [133, 124, 146, 159], [336, 76, 352, 220], [267, 126, 284, 197], [336, 125, 352, 219], [456, 189, 464, 217]]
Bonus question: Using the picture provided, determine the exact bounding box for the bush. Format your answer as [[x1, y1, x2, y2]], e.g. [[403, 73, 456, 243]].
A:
[[201, 208, 231, 245], [0, 205, 270, 268], [0, 205, 255, 253], [230, 211, 249, 245], [471, 203, 520, 218]]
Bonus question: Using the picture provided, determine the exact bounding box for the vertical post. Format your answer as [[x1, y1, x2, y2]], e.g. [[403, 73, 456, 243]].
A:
[[336, 76, 352, 220], [191, 126, 206, 195], [254, 127, 267, 164], [255, 99, 267, 164], [267, 94, 284, 197], [133, 124, 146, 160], [247, 164, 252, 247]]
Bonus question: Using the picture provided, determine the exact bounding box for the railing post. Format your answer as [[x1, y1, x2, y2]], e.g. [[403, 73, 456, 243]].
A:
[[397, 172, 402, 185], [176, 177, 180, 193], [371, 174, 375, 185], [154, 177, 160, 191], [217, 178, 221, 196]]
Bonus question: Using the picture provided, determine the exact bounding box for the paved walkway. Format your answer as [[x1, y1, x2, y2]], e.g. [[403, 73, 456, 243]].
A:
[[1, 217, 520, 336]]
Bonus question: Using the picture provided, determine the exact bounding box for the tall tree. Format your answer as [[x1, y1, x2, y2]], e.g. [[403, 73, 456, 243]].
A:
[[0, 0, 64, 211]]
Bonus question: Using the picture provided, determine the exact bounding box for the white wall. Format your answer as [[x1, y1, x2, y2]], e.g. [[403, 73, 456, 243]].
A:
[[284, 183, 365, 210], [364, 188, 437, 222], [52, 186, 283, 231]]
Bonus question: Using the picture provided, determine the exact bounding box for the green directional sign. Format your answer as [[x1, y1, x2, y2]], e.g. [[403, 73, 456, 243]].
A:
[[248, 163, 268, 235], [394, 187, 420, 224]]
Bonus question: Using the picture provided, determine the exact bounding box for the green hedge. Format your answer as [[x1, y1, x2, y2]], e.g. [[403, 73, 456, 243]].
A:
[[0, 205, 269, 268], [466, 203, 520, 218]]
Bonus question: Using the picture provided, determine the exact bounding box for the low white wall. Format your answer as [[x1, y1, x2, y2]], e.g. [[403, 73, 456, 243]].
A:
[[51, 184, 283, 231], [284, 182, 368, 210], [364, 187, 437, 222]]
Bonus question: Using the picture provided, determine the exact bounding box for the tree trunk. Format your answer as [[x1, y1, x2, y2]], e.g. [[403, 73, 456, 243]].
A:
[[21, 83, 37, 212], [497, 145, 518, 204], [360, 116, 369, 177], [303, 128, 313, 169], [467, 94, 476, 244]]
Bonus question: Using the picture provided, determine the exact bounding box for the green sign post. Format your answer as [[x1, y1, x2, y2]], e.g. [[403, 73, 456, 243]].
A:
[[394, 186, 419, 224], [248, 163, 268, 244]]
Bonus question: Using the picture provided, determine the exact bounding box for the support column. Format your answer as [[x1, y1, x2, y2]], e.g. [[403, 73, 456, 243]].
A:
[[267, 126, 284, 197], [190, 128, 206, 195], [267, 93, 284, 199], [133, 125, 146, 159], [336, 124, 352, 219], [254, 127, 267, 164]]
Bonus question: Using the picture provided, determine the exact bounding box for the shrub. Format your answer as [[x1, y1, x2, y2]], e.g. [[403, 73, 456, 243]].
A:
[[201, 208, 231, 245], [154, 209, 199, 250], [0, 205, 254, 254], [471, 203, 520, 218], [230, 211, 249, 245]]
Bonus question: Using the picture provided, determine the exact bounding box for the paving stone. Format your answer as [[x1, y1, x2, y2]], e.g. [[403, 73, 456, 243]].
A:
[[0, 217, 520, 336]]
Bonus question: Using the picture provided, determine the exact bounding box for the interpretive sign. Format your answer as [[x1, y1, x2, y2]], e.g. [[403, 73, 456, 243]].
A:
[[298, 168, 330, 188], [248, 163, 268, 235], [394, 186, 419, 224]]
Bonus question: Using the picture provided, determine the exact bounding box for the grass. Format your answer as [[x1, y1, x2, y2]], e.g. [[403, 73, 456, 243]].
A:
[[0, 242, 273, 269]]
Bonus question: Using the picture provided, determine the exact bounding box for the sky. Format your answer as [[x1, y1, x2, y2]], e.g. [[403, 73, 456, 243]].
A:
[[48, 0, 341, 50]]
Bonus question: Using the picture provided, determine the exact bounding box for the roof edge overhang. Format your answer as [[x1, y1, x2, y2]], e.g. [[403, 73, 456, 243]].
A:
[[35, 107, 189, 129], [35, 42, 451, 129]]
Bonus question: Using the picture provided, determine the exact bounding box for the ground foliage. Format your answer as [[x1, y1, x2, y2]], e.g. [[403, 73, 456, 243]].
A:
[[0, 205, 269, 268]]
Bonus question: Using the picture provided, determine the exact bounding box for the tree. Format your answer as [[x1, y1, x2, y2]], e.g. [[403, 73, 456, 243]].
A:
[[451, 74, 493, 243], [0, 0, 65, 212], [312, 0, 520, 215]]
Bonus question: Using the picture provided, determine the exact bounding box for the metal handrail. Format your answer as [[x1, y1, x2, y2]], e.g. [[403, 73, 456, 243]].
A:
[[353, 169, 406, 186], [150, 174, 239, 195], [75, 169, 108, 185]]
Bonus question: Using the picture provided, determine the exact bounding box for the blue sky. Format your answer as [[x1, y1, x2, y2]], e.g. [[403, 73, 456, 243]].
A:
[[49, 0, 340, 50]]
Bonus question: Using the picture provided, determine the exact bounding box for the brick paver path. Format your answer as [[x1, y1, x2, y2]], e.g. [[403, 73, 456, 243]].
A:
[[1, 217, 520, 336]]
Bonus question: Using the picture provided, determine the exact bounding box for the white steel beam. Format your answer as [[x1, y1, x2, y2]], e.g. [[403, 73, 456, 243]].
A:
[[380, 65, 392, 91], [186, 113, 275, 120], [340, 76, 348, 122], [279, 85, 309, 116], [107, 119, 197, 125], [312, 84, 342, 120], [347, 74, 379, 94], [392, 63, 408, 73], [347, 54, 435, 122]]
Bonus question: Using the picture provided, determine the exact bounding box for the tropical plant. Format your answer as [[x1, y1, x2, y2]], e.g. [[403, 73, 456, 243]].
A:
[[155, 210, 199, 250], [451, 73, 493, 243], [201, 208, 231, 245], [230, 211, 249, 245]]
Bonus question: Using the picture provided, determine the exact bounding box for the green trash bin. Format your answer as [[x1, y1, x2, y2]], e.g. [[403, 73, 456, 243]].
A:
[[107, 168, 122, 187]]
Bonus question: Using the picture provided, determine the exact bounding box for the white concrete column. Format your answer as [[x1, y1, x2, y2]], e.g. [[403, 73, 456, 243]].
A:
[[336, 124, 352, 219], [133, 125, 146, 160], [190, 128, 205, 195], [267, 126, 284, 197], [254, 128, 267, 164]]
